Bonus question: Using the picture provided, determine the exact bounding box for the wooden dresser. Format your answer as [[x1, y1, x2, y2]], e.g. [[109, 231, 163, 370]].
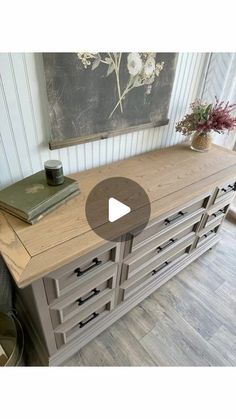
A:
[[0, 143, 236, 365]]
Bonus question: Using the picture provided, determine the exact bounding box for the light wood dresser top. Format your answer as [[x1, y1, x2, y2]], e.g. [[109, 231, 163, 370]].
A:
[[1, 142, 236, 288]]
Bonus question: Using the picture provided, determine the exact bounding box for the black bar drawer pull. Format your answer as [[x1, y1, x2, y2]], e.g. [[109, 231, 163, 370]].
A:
[[79, 312, 99, 328], [203, 229, 214, 238], [77, 288, 101, 306], [221, 184, 234, 194], [152, 261, 169, 276], [212, 209, 225, 218], [156, 238, 176, 253], [74, 257, 102, 277], [164, 211, 186, 226]]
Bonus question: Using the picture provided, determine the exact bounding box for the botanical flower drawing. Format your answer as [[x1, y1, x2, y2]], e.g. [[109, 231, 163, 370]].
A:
[[127, 53, 143, 76], [77, 53, 164, 119]]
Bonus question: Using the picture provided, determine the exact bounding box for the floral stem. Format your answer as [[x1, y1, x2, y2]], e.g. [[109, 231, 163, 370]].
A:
[[109, 83, 134, 119], [108, 53, 123, 114], [115, 53, 123, 113]]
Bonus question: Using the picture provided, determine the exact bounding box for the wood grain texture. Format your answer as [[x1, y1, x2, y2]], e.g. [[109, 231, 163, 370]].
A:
[[61, 221, 236, 366], [63, 321, 156, 367], [7, 143, 236, 253], [1, 143, 236, 288]]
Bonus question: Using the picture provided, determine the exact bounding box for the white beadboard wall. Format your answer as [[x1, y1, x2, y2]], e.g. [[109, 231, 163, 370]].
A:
[[0, 52, 209, 190], [202, 52, 236, 150]]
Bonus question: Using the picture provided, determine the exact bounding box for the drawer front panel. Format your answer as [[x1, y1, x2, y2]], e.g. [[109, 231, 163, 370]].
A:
[[54, 290, 114, 348], [43, 242, 120, 304], [196, 225, 221, 248], [121, 234, 194, 294], [49, 264, 118, 328], [121, 233, 194, 283], [213, 180, 236, 205], [126, 196, 208, 255], [126, 210, 203, 260], [121, 249, 188, 302], [201, 203, 229, 230], [122, 226, 196, 278], [197, 213, 224, 237], [196, 216, 222, 249]]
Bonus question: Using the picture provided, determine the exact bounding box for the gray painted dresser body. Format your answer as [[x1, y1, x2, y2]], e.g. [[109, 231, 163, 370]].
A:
[[18, 184, 236, 365], [1, 144, 236, 365]]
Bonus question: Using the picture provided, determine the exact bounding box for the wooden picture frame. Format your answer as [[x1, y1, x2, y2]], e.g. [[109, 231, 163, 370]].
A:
[[43, 53, 178, 149]]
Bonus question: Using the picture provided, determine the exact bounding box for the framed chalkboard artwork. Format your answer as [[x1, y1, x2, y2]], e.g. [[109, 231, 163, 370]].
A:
[[43, 53, 178, 149]]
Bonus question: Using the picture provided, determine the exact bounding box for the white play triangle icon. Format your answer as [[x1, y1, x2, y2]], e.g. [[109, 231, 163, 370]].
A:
[[108, 197, 131, 222]]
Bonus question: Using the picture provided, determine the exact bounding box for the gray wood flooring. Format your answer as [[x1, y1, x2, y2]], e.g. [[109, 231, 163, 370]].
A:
[[63, 220, 236, 366]]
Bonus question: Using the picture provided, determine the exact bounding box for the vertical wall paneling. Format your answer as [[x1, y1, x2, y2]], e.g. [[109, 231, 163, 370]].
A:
[[124, 132, 133, 158], [112, 137, 120, 163], [0, 54, 25, 182], [0, 132, 13, 187], [202, 53, 236, 149], [98, 139, 106, 166], [0, 52, 216, 190], [11, 54, 41, 173], [23, 53, 52, 166]]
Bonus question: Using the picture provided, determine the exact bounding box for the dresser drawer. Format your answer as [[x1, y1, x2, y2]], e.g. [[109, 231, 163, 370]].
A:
[[196, 217, 222, 248], [121, 226, 196, 280], [124, 209, 202, 263], [201, 203, 229, 229], [125, 196, 208, 256], [121, 247, 189, 302], [196, 225, 220, 248], [54, 289, 115, 348], [213, 180, 236, 205], [120, 233, 194, 294], [49, 263, 118, 328], [43, 242, 120, 304]]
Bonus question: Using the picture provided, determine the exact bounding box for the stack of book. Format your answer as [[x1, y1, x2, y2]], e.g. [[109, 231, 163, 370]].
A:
[[0, 171, 80, 224]]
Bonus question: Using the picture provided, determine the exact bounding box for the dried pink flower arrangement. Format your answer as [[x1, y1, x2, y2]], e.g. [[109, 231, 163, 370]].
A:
[[176, 97, 236, 136]]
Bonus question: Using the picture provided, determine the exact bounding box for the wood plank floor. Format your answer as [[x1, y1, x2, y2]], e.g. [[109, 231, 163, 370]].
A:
[[63, 220, 236, 366]]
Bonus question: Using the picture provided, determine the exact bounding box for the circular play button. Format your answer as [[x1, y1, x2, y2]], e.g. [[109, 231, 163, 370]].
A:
[[85, 177, 151, 242]]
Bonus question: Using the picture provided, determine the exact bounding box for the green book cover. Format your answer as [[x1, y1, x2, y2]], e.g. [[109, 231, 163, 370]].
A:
[[0, 171, 79, 220], [0, 189, 80, 224]]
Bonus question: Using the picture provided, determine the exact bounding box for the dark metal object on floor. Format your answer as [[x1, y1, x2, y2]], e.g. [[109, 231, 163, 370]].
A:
[[0, 255, 13, 313]]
